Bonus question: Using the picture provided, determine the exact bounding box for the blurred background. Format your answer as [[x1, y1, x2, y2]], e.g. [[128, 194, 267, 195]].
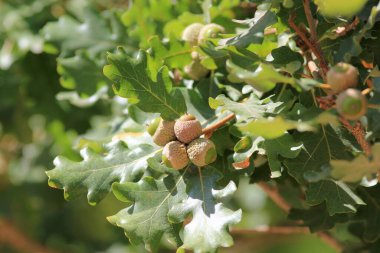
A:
[[0, 0, 338, 252]]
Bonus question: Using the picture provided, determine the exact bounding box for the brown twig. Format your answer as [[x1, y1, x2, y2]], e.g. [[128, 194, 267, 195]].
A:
[[257, 182, 291, 212], [0, 219, 58, 253], [339, 118, 372, 157], [335, 17, 360, 37], [303, 0, 318, 41], [257, 182, 344, 252], [231, 226, 310, 235], [289, 13, 329, 81], [202, 113, 235, 136]]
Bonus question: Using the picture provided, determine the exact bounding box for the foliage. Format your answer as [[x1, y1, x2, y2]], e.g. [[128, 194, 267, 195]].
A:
[[3, 0, 380, 253]]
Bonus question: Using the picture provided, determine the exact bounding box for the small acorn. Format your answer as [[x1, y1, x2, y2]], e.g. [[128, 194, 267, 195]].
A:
[[162, 141, 189, 170], [336, 88, 367, 120], [174, 114, 202, 144], [327, 62, 358, 94], [184, 59, 209, 81], [198, 23, 225, 44], [182, 23, 204, 46], [148, 118, 176, 146], [187, 138, 217, 167]]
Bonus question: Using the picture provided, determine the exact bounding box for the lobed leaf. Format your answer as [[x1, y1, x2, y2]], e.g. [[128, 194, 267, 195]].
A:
[[104, 48, 187, 120], [46, 141, 159, 205]]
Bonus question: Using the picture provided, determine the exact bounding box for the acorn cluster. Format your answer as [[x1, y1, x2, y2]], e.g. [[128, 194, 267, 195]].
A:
[[181, 23, 225, 80], [147, 115, 217, 170], [326, 62, 367, 121]]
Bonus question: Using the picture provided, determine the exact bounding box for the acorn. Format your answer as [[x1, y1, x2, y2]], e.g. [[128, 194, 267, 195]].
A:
[[198, 23, 225, 44], [162, 141, 189, 170], [184, 59, 209, 81], [327, 62, 358, 94], [182, 23, 204, 46], [148, 118, 176, 146], [336, 88, 367, 120], [187, 138, 217, 167], [174, 114, 202, 144]]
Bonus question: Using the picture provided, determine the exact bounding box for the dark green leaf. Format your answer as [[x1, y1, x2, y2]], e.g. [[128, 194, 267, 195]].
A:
[[104, 49, 187, 120]]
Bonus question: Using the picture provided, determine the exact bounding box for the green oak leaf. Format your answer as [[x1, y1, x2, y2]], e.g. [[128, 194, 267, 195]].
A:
[[168, 168, 242, 253], [289, 203, 349, 232], [233, 134, 302, 177], [331, 144, 380, 183], [209, 94, 282, 122], [148, 35, 192, 71], [336, 2, 380, 62], [226, 60, 296, 92], [270, 46, 304, 66], [108, 167, 241, 253], [263, 134, 303, 178], [46, 141, 159, 205], [56, 86, 109, 108], [219, 10, 277, 48], [42, 8, 126, 58], [349, 186, 380, 242], [233, 136, 264, 166], [108, 175, 185, 252], [284, 126, 353, 183], [235, 113, 336, 139], [104, 48, 187, 120], [306, 179, 365, 215], [57, 52, 108, 95]]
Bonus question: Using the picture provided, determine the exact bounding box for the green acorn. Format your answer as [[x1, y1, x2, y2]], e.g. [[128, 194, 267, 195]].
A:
[[336, 88, 367, 120], [327, 62, 358, 94], [198, 23, 225, 44], [182, 23, 204, 46]]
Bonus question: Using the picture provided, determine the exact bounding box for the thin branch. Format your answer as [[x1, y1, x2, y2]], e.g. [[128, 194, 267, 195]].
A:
[[202, 113, 235, 136], [0, 219, 59, 253], [289, 13, 329, 80], [257, 182, 291, 212], [339, 118, 372, 157], [303, 0, 317, 41], [257, 182, 344, 252], [335, 17, 360, 37], [231, 226, 309, 235]]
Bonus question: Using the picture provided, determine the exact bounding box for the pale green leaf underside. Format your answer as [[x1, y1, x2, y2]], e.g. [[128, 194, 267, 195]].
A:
[[331, 144, 380, 182], [46, 141, 159, 205], [108, 167, 241, 253]]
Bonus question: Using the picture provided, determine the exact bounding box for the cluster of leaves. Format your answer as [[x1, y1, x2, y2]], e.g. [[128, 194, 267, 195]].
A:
[[4, 0, 380, 252]]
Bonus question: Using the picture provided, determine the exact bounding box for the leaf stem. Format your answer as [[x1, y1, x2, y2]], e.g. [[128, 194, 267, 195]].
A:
[[257, 182, 344, 252]]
